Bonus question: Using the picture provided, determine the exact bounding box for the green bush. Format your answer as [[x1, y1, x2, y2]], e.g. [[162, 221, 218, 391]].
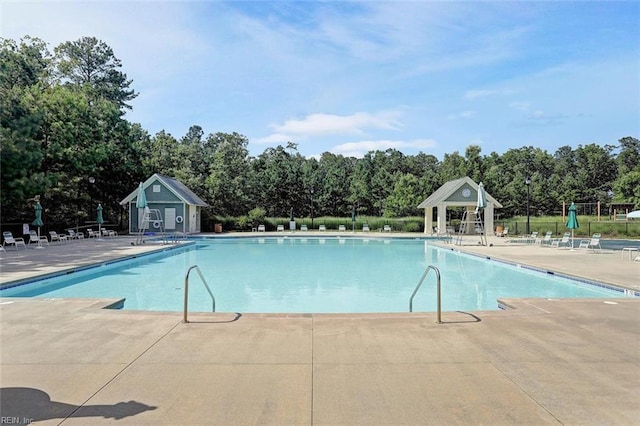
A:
[[403, 221, 422, 232], [248, 207, 266, 228], [236, 215, 249, 230]]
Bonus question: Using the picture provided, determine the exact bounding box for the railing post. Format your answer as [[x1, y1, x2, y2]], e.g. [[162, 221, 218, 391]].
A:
[[409, 265, 442, 324], [436, 270, 442, 324], [183, 271, 190, 323], [183, 265, 216, 324]]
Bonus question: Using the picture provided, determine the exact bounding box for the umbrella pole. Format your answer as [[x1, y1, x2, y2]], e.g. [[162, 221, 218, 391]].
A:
[[571, 230, 574, 250], [35, 227, 44, 249]]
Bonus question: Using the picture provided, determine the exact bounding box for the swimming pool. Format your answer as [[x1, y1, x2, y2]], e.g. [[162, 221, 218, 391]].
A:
[[0, 237, 633, 313]]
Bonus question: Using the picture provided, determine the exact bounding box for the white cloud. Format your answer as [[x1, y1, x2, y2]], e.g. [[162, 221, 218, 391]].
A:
[[268, 111, 403, 137], [448, 110, 477, 120], [517, 110, 567, 126], [464, 88, 516, 100], [253, 133, 292, 144], [509, 101, 531, 111], [333, 139, 437, 158]]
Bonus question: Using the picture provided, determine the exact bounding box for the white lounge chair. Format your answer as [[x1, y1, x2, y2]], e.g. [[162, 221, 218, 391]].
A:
[[67, 229, 84, 240], [338, 225, 345, 231], [2, 231, 26, 250], [28, 230, 49, 246], [276, 224, 285, 232], [257, 224, 266, 232], [362, 224, 370, 232], [383, 225, 392, 232], [319, 225, 326, 231], [49, 231, 68, 244], [538, 231, 553, 246], [87, 229, 98, 238], [578, 234, 601, 251], [300, 224, 308, 231], [551, 232, 571, 248], [101, 228, 117, 238]]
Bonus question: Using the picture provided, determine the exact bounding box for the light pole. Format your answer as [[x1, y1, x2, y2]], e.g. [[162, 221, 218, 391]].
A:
[[310, 187, 314, 229], [525, 177, 531, 236], [88, 176, 95, 220]]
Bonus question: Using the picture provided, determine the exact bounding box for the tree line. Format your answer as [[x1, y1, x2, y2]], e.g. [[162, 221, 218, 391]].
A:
[[2, 36, 639, 231]]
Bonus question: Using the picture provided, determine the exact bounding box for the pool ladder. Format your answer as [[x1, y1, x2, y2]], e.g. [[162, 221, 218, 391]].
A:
[[183, 265, 215, 323], [409, 265, 442, 324]]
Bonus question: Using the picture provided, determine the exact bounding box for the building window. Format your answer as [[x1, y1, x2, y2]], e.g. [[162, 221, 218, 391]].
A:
[[153, 185, 161, 193]]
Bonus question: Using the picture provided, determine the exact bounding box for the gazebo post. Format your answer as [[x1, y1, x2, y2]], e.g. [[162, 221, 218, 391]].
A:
[[437, 204, 447, 234], [424, 208, 431, 234]]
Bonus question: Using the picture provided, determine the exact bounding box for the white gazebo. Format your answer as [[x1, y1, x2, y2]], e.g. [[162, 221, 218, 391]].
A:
[[417, 177, 502, 235]]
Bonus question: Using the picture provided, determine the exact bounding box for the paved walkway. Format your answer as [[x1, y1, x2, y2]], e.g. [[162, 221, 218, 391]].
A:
[[1, 233, 639, 425]]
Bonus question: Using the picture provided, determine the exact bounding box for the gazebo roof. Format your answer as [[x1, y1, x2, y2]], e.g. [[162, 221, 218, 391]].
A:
[[417, 176, 502, 209]]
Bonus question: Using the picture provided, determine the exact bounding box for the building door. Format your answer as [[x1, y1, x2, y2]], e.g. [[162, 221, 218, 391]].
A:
[[165, 208, 176, 230], [189, 205, 198, 233]]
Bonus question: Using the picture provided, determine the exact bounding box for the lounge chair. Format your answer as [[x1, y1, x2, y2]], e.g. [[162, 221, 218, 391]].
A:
[[276, 224, 285, 232], [28, 230, 49, 246], [257, 224, 266, 232], [362, 224, 370, 232], [67, 229, 84, 240], [383, 225, 392, 232], [551, 232, 572, 248], [538, 231, 553, 246], [319, 225, 326, 231], [87, 229, 98, 238], [526, 231, 538, 244], [101, 228, 117, 238], [578, 234, 601, 251], [496, 227, 508, 237], [338, 225, 345, 231], [2, 231, 26, 250], [49, 231, 68, 244]]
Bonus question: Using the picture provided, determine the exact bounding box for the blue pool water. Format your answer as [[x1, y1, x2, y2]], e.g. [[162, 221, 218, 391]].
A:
[[0, 237, 632, 313]]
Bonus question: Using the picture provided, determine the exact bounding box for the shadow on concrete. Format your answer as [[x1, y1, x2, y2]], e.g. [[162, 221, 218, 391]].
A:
[[185, 312, 243, 324], [440, 311, 482, 324], [0, 387, 156, 422]]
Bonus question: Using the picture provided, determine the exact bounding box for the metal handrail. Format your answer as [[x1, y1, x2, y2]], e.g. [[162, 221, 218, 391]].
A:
[[409, 265, 442, 323], [183, 265, 215, 323]]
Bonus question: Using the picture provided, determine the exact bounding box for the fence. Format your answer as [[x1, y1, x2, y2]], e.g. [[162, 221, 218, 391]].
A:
[[494, 220, 639, 238]]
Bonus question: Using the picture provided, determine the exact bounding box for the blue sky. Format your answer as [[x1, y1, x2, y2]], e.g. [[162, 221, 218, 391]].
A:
[[3, 1, 639, 159]]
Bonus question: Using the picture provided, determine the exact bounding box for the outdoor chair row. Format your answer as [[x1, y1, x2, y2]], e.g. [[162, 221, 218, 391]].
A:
[[258, 224, 380, 232], [503, 231, 602, 251], [1, 228, 118, 251], [257, 224, 380, 232]]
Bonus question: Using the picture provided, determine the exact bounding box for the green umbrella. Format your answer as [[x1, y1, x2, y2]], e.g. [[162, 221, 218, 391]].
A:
[[136, 183, 147, 208], [351, 208, 356, 232], [32, 201, 44, 249], [97, 203, 104, 239], [475, 182, 488, 245], [566, 202, 579, 248], [32, 202, 44, 227], [476, 182, 487, 211], [135, 182, 148, 238]]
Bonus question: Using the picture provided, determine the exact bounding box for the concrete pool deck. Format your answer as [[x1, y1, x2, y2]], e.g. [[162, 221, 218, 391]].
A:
[[1, 233, 639, 424]]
